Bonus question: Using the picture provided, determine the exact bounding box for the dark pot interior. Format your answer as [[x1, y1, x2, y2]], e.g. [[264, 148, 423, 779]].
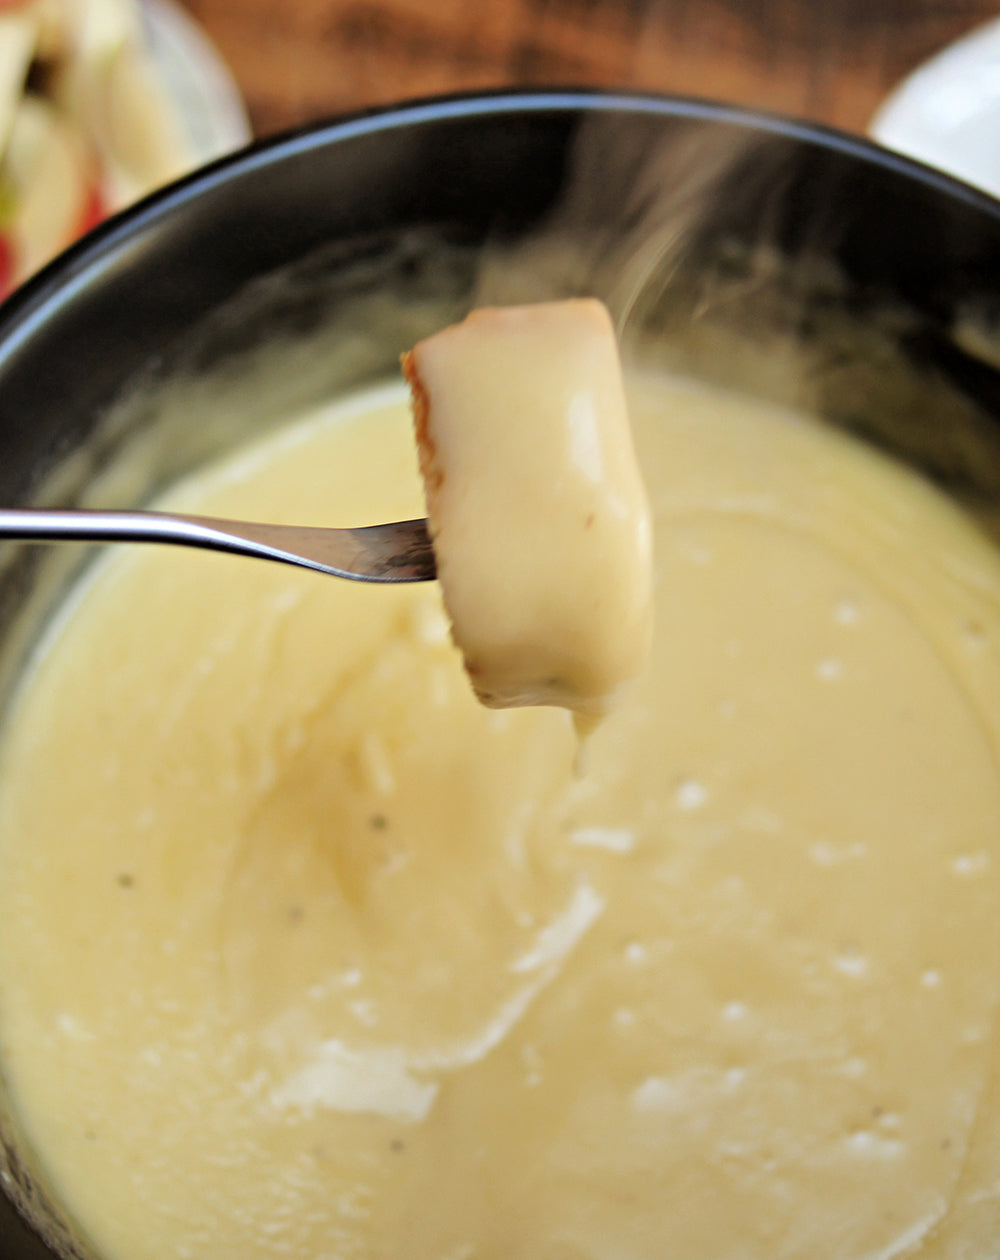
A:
[[1, 91, 1000, 1258]]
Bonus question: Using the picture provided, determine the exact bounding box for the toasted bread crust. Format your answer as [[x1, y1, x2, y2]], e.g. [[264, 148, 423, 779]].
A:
[[401, 350, 444, 508]]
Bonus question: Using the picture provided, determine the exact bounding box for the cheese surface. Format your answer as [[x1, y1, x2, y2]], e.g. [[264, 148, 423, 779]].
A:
[[404, 301, 652, 715], [1, 375, 1000, 1259]]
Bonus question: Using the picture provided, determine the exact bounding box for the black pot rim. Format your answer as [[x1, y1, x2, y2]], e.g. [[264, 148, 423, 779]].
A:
[[2, 87, 1000, 360]]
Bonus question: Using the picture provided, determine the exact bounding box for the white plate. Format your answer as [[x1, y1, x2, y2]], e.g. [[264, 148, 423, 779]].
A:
[[870, 17, 1000, 200], [143, 0, 252, 165]]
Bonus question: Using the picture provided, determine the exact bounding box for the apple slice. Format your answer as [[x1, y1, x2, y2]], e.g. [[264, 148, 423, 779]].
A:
[[0, 5, 40, 157], [49, 0, 191, 210], [68, 0, 143, 51], [2, 95, 96, 288], [82, 39, 190, 208]]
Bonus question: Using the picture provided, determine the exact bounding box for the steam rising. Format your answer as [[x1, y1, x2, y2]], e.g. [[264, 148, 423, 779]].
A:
[[474, 116, 772, 334], [469, 113, 1000, 512]]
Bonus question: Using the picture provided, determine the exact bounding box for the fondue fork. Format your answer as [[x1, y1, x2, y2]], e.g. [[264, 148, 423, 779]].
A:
[[0, 508, 436, 583]]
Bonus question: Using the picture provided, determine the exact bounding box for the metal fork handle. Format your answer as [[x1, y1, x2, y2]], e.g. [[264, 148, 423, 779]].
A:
[[0, 508, 436, 584]]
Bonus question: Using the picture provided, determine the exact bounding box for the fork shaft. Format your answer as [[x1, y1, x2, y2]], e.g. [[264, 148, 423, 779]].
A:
[[0, 509, 436, 584]]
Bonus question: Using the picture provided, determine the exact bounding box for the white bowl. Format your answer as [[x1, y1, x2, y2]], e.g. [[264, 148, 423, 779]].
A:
[[871, 17, 1000, 199]]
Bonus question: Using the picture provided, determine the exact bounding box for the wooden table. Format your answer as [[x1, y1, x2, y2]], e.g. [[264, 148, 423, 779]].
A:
[[181, 0, 1000, 140]]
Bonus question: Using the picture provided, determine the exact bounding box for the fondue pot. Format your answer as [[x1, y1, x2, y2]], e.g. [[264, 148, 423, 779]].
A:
[[0, 91, 999, 1259]]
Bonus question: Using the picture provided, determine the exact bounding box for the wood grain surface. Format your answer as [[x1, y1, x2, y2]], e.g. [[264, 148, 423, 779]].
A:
[[181, 0, 1000, 139]]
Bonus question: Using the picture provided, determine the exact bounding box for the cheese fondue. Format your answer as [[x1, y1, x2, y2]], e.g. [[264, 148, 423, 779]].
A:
[[0, 372, 999, 1259]]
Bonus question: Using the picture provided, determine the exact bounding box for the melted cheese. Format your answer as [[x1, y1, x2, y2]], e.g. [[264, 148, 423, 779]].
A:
[[0, 375, 1000, 1259]]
